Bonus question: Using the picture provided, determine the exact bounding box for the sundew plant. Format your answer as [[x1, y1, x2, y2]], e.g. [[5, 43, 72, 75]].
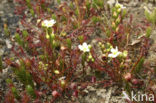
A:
[[2, 0, 156, 102]]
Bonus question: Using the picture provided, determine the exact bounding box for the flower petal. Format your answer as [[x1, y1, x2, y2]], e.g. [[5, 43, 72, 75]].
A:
[[78, 45, 83, 51], [85, 48, 90, 52], [83, 42, 88, 47], [111, 48, 116, 53], [108, 53, 113, 58]]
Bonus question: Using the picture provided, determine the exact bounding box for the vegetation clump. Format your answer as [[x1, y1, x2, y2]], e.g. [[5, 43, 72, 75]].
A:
[[2, 0, 156, 102]]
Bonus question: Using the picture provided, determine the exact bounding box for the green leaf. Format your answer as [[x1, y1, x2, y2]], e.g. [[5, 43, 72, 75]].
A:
[[57, 0, 61, 4], [146, 27, 152, 38], [61, 15, 67, 22], [145, 10, 152, 22], [11, 87, 20, 99], [75, 9, 79, 17], [152, 8, 156, 24], [6, 79, 12, 84], [124, 82, 131, 96], [78, 35, 84, 43], [4, 26, 10, 36], [26, 85, 36, 99], [135, 57, 145, 73], [13, 61, 34, 87], [30, 9, 35, 17], [26, 72, 34, 88], [66, 38, 71, 49], [86, 0, 91, 10], [94, 0, 103, 7], [52, 14, 57, 20], [92, 16, 101, 24], [26, 0, 30, 3], [106, 29, 111, 37], [69, 2, 74, 9], [15, 33, 23, 47], [81, 53, 87, 66], [22, 30, 29, 38], [122, 9, 127, 18]]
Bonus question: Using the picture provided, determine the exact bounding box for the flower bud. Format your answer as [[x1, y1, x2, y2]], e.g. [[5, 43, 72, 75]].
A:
[[124, 73, 132, 81], [88, 45, 92, 49], [25, 59, 31, 68], [60, 80, 66, 88], [46, 34, 50, 39], [37, 19, 41, 24], [101, 44, 105, 49], [122, 50, 128, 58], [91, 76, 96, 83], [117, 8, 121, 13], [115, 27, 119, 32], [54, 70, 60, 74], [88, 54, 92, 60], [73, 90, 78, 97], [91, 58, 95, 62], [52, 90, 59, 97], [61, 32, 66, 37], [55, 59, 60, 66], [50, 32, 55, 40], [70, 83, 77, 90], [61, 45, 67, 51], [98, 42, 102, 46], [131, 79, 139, 85]]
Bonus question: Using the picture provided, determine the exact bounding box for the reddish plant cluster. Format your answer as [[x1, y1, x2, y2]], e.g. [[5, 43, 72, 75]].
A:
[[3, 0, 156, 102]]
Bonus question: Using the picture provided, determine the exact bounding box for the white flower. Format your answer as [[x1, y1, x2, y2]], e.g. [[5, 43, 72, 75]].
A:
[[42, 19, 56, 28], [115, 1, 126, 9], [108, 46, 121, 58], [78, 42, 91, 53]]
